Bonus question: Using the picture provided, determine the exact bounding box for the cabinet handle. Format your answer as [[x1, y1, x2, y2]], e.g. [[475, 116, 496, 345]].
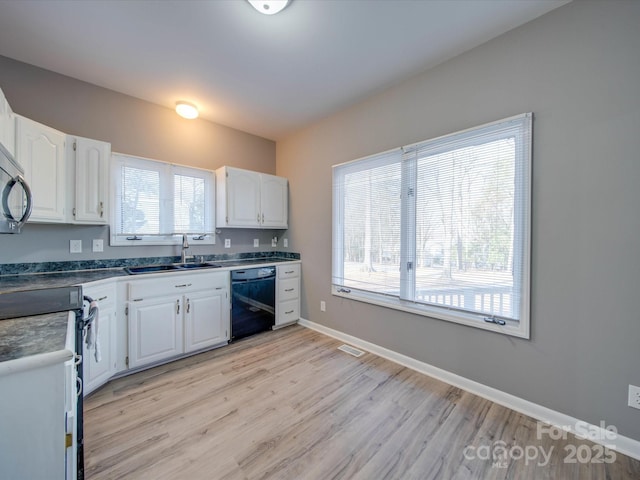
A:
[[262, 213, 264, 223], [99, 201, 104, 218], [186, 299, 190, 314], [175, 283, 192, 288], [215, 287, 223, 290], [176, 299, 180, 315], [285, 310, 294, 315], [285, 270, 295, 274], [284, 288, 294, 292], [257, 213, 260, 223], [97, 295, 108, 302]]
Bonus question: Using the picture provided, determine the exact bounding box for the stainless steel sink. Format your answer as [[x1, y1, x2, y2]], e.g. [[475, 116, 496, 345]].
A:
[[173, 262, 210, 269], [125, 262, 223, 275], [124, 264, 182, 274]]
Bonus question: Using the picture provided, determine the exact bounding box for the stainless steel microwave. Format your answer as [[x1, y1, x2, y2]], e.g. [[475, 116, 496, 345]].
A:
[[0, 142, 31, 233]]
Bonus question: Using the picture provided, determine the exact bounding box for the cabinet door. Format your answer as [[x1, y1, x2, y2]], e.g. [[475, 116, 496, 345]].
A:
[[83, 306, 116, 396], [261, 174, 288, 228], [73, 136, 110, 224], [128, 297, 183, 369], [184, 289, 229, 353], [16, 116, 66, 222], [0, 88, 15, 158], [225, 167, 261, 227]]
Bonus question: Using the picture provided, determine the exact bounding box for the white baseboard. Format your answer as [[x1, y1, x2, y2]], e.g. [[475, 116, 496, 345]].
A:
[[298, 318, 640, 461]]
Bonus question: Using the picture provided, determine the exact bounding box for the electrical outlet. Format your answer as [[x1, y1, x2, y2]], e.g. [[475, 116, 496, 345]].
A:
[[271, 237, 277, 247], [92, 239, 104, 252], [283, 238, 288, 248], [253, 238, 259, 247], [629, 385, 640, 410], [70, 240, 82, 253], [224, 239, 231, 248], [320, 301, 326, 312]]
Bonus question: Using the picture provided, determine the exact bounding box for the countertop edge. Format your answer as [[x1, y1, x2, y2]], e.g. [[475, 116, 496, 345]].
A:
[[0, 313, 75, 376], [0, 347, 74, 377]]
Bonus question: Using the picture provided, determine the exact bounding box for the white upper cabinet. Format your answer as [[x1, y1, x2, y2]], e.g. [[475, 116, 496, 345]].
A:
[[217, 166, 261, 227], [260, 173, 288, 228], [0, 87, 16, 159], [68, 136, 110, 224], [216, 166, 288, 229], [16, 115, 66, 223]]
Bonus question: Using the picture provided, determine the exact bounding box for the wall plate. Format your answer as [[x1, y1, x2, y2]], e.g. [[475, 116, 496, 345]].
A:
[[70, 240, 82, 253], [92, 239, 104, 252]]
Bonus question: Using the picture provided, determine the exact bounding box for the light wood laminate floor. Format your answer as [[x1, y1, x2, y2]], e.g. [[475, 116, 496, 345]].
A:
[[85, 325, 640, 479]]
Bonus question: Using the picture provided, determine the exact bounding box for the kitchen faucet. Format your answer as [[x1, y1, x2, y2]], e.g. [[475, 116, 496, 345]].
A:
[[181, 234, 189, 263]]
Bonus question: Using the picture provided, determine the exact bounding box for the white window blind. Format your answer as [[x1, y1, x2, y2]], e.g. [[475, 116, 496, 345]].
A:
[[332, 114, 532, 338], [111, 153, 215, 246], [333, 148, 403, 296]]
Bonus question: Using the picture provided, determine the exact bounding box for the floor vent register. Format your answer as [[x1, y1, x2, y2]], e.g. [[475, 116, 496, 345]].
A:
[[338, 344, 365, 357]]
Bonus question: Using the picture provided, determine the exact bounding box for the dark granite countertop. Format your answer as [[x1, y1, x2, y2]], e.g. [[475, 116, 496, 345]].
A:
[[0, 257, 300, 293], [0, 269, 128, 294], [0, 311, 71, 364]]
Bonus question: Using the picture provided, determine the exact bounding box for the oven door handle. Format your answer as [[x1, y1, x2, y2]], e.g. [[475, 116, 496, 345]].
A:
[[231, 276, 276, 283], [83, 296, 98, 326]]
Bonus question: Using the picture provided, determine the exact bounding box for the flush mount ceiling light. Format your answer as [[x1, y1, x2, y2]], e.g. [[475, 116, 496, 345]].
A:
[[175, 101, 199, 119], [247, 0, 290, 15]]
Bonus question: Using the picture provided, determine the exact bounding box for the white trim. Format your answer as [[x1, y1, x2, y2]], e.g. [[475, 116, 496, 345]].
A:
[[298, 317, 640, 461], [332, 286, 528, 338]]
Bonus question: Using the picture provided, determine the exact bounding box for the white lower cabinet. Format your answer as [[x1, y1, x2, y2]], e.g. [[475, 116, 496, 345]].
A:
[[128, 296, 183, 369], [276, 263, 301, 327], [127, 271, 230, 370], [82, 282, 117, 396], [184, 288, 229, 353]]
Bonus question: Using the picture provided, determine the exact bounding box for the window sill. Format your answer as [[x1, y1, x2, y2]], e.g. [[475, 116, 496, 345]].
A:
[[109, 235, 215, 247], [331, 285, 530, 339]]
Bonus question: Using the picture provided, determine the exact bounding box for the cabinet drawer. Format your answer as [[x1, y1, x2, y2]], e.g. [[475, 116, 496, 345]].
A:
[[277, 299, 299, 324], [278, 277, 299, 301], [128, 271, 228, 300], [83, 283, 116, 308], [278, 264, 300, 279]]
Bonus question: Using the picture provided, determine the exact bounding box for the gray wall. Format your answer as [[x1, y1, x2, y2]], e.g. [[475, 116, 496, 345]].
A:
[[0, 55, 286, 263], [277, 1, 640, 441]]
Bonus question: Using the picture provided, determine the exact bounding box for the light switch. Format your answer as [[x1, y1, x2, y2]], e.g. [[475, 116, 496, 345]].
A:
[[253, 238, 259, 247], [283, 238, 288, 248], [224, 239, 231, 248]]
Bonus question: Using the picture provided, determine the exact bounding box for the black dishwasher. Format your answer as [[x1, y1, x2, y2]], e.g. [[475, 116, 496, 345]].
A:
[[231, 266, 276, 340]]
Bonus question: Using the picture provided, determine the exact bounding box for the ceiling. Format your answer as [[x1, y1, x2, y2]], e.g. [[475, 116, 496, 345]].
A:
[[0, 0, 569, 141]]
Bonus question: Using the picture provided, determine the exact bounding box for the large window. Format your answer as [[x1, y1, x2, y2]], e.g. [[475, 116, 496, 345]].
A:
[[332, 114, 532, 337], [111, 153, 215, 246]]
